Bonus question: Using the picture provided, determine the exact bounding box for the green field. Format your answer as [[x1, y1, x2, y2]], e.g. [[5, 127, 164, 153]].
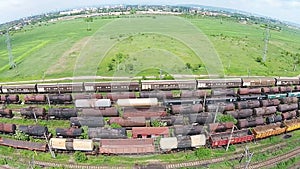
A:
[[0, 15, 300, 82]]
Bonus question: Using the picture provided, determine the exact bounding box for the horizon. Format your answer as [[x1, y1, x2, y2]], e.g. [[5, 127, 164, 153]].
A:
[[0, 0, 300, 25]]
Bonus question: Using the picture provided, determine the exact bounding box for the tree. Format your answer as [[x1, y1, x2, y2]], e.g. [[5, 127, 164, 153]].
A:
[[84, 17, 93, 31], [110, 123, 122, 128], [185, 63, 192, 69], [80, 126, 88, 139], [107, 63, 113, 71]]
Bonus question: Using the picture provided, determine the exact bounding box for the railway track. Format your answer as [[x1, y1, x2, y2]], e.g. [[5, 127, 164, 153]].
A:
[[235, 147, 300, 169], [0, 141, 297, 169]]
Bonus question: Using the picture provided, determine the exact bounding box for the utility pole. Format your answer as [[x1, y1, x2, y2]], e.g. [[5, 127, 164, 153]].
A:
[[262, 25, 270, 63], [5, 29, 16, 69], [239, 145, 254, 169]]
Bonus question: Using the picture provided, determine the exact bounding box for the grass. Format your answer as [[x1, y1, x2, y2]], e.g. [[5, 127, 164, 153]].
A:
[[1, 15, 300, 82]]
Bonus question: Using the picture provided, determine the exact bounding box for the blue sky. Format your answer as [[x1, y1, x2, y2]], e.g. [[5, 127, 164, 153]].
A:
[[1, 0, 300, 24]]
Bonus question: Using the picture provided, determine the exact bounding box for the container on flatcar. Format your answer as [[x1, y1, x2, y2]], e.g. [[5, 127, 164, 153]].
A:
[[267, 93, 287, 99], [288, 92, 300, 97]]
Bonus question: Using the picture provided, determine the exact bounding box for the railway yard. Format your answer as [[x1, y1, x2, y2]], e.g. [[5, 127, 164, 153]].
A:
[[0, 77, 300, 168]]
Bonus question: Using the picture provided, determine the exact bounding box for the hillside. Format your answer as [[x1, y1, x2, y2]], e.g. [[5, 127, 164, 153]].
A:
[[0, 15, 300, 82]]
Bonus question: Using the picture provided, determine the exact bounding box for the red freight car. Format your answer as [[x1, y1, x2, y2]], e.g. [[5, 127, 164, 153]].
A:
[[132, 127, 169, 138], [209, 129, 254, 148]]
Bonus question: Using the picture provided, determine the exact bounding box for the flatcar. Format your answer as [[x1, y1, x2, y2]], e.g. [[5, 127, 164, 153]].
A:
[[99, 138, 155, 155], [0, 137, 47, 151]]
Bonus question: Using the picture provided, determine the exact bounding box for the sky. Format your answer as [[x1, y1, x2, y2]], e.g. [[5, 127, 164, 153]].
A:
[[0, 0, 300, 24]]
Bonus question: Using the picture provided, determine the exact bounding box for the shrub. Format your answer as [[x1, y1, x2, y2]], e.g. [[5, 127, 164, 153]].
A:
[[74, 151, 87, 163]]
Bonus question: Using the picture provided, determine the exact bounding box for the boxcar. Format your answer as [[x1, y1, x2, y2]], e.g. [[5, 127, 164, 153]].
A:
[[197, 78, 242, 89], [242, 77, 276, 87], [37, 82, 84, 93], [1, 84, 37, 94], [141, 80, 196, 91], [276, 77, 300, 86], [84, 81, 140, 92], [132, 127, 169, 138]]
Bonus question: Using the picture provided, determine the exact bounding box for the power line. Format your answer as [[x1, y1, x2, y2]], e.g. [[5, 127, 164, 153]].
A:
[[262, 25, 270, 63], [5, 29, 17, 69]]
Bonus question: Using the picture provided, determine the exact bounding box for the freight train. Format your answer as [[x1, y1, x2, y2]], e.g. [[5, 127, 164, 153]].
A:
[[1, 118, 300, 154], [0, 77, 299, 94]]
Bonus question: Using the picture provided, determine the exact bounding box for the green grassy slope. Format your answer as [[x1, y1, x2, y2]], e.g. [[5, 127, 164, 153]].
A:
[[0, 15, 299, 82]]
